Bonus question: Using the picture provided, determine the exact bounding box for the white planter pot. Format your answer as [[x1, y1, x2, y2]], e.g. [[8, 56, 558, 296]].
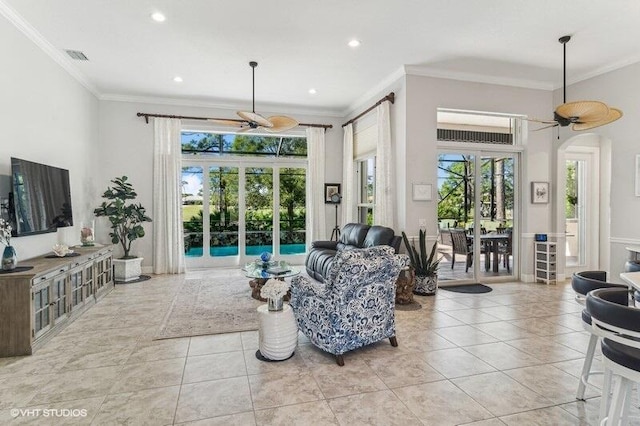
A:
[[113, 257, 143, 282]]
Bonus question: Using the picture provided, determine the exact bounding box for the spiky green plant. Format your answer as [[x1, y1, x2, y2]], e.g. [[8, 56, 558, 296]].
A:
[[401, 229, 440, 277]]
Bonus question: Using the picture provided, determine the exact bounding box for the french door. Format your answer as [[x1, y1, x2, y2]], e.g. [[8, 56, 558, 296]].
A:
[[182, 158, 307, 268], [437, 150, 519, 283]]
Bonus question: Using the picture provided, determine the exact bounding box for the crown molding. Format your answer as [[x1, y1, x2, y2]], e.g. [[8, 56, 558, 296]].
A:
[[99, 93, 344, 118], [0, 0, 99, 97], [562, 56, 640, 90], [404, 65, 555, 91]]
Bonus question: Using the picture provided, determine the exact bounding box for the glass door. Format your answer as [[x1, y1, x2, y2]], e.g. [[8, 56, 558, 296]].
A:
[[438, 151, 518, 283]]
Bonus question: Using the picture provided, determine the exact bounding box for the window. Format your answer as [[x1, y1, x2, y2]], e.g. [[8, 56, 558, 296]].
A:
[[356, 157, 375, 225], [181, 132, 306, 157]]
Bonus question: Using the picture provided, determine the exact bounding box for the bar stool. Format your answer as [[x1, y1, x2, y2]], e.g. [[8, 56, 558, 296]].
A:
[[571, 271, 627, 401], [587, 288, 640, 425]]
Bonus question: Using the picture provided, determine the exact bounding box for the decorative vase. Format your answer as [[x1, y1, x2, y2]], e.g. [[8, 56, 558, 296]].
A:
[[2, 246, 17, 271], [80, 221, 95, 246], [268, 297, 284, 311], [413, 274, 438, 296]]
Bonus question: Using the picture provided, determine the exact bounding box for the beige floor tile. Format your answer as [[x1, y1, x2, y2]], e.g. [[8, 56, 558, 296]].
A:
[[311, 360, 387, 398], [183, 351, 247, 383], [477, 306, 532, 321], [328, 389, 422, 426], [176, 411, 256, 425], [188, 333, 243, 356], [504, 336, 585, 363], [444, 309, 503, 324], [241, 331, 259, 351], [110, 358, 185, 394], [248, 371, 324, 409], [462, 342, 544, 370], [499, 405, 580, 425], [244, 349, 309, 375], [420, 311, 466, 329], [423, 348, 496, 378], [127, 338, 190, 363], [471, 321, 537, 341], [28, 365, 122, 405], [175, 377, 253, 423], [255, 401, 337, 426], [451, 296, 503, 309], [366, 352, 445, 388], [552, 331, 601, 355], [433, 299, 472, 311], [395, 329, 457, 352], [393, 380, 493, 425], [92, 385, 179, 425], [452, 371, 555, 417], [458, 419, 506, 426], [552, 357, 605, 390], [546, 313, 586, 332], [435, 325, 500, 347], [504, 364, 599, 404], [59, 344, 134, 371]]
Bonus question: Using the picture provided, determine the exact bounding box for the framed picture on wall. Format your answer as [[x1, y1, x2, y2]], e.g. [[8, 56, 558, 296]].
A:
[[324, 183, 341, 203], [531, 181, 549, 204], [412, 183, 432, 201]]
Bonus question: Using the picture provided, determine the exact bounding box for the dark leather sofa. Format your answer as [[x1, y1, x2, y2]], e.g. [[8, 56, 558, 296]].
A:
[[305, 223, 402, 282]]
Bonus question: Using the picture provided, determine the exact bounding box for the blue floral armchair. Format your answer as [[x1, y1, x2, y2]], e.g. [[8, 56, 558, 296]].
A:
[[290, 245, 410, 366]]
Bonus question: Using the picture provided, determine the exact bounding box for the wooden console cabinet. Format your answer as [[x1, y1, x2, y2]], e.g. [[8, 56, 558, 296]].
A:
[[0, 245, 114, 357]]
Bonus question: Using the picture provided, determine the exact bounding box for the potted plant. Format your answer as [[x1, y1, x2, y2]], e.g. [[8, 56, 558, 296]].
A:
[[94, 176, 152, 282], [401, 229, 440, 295]]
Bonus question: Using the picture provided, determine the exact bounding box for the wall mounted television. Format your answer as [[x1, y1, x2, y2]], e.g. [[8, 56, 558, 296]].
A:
[[9, 157, 73, 237]]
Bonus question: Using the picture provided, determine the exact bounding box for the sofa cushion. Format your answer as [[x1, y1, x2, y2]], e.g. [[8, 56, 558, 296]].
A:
[[337, 223, 370, 251], [363, 226, 395, 248]]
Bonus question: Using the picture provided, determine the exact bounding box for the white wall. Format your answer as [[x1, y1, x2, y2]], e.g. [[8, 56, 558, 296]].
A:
[[554, 61, 640, 281], [97, 100, 343, 267], [0, 14, 99, 261]]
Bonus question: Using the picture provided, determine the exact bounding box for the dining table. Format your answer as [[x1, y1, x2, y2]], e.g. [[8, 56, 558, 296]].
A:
[[469, 233, 511, 273]]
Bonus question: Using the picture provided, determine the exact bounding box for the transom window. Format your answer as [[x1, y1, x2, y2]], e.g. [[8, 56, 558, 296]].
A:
[[181, 132, 307, 157]]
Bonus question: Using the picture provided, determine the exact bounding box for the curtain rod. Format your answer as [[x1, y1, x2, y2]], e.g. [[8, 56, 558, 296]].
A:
[[136, 112, 332, 129], [341, 92, 395, 128]]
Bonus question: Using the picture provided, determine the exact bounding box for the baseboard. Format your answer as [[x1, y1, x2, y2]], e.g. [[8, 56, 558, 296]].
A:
[[142, 266, 153, 274]]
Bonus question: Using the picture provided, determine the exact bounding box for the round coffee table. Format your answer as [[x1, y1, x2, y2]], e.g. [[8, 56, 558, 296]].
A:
[[243, 261, 300, 301]]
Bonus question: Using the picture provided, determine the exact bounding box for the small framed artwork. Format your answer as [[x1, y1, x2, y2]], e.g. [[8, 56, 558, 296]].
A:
[[412, 183, 432, 201], [324, 183, 341, 204], [531, 181, 549, 204], [635, 155, 640, 196]]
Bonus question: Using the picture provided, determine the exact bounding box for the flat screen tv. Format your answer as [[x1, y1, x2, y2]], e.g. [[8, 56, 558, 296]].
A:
[[9, 157, 73, 237]]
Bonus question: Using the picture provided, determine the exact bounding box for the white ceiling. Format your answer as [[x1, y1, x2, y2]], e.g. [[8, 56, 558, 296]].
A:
[[3, 0, 640, 115]]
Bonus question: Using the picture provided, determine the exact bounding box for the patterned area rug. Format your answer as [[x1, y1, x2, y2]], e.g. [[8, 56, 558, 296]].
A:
[[155, 275, 263, 339]]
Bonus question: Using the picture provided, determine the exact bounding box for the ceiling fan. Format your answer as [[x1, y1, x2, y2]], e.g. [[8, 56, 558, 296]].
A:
[[531, 35, 622, 132], [210, 61, 299, 133]]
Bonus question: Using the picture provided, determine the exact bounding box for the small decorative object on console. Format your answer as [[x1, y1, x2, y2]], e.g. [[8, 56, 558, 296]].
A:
[[81, 220, 95, 246], [52, 244, 73, 257], [0, 219, 16, 271]]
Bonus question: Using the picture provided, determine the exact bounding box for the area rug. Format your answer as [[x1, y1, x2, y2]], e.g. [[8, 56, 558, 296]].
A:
[[155, 275, 262, 340], [440, 283, 493, 294]]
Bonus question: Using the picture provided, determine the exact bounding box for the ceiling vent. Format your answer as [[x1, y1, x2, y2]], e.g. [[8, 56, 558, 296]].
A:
[[65, 50, 89, 61]]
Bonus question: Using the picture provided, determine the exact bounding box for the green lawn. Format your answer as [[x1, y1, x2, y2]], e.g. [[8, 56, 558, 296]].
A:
[[182, 205, 203, 221]]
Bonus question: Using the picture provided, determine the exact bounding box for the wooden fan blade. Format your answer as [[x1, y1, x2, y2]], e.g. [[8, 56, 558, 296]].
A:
[[236, 126, 254, 133], [237, 111, 273, 128], [555, 101, 609, 122], [572, 107, 623, 131], [533, 123, 559, 132], [265, 116, 299, 132], [207, 118, 244, 127]]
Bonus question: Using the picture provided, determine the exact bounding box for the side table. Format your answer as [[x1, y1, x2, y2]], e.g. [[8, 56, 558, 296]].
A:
[[256, 303, 298, 361]]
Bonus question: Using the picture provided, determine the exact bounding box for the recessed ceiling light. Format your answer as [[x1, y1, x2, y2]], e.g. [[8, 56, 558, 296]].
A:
[[173, 76, 183, 83], [348, 39, 361, 48], [308, 88, 317, 95], [151, 12, 166, 22]]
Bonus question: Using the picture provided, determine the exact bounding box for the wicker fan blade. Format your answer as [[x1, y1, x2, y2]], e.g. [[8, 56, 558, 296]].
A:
[[572, 108, 623, 131], [207, 118, 244, 127], [237, 111, 273, 128], [236, 126, 254, 133], [526, 117, 557, 124], [555, 101, 609, 122], [264, 116, 299, 132]]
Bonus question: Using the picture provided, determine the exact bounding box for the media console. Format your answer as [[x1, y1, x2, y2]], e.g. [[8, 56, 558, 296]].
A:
[[0, 245, 114, 357]]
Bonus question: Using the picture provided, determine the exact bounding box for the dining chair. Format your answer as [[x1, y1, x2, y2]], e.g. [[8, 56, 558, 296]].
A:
[[449, 229, 473, 272], [587, 287, 640, 425]]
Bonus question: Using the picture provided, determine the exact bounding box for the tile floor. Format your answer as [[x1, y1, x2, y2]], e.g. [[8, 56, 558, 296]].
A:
[[0, 270, 637, 425]]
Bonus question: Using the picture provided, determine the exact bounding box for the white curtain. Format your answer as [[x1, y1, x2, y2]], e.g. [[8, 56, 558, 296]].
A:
[[374, 102, 395, 228], [152, 118, 186, 274], [306, 127, 326, 242], [341, 123, 357, 225]]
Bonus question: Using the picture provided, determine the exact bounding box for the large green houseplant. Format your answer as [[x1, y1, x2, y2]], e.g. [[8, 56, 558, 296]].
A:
[[94, 176, 152, 281], [402, 229, 440, 295]]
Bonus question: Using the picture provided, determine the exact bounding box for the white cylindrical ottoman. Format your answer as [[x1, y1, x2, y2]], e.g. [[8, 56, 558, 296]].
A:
[[256, 303, 298, 361]]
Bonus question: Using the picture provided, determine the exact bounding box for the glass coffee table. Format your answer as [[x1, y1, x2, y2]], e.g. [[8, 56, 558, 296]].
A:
[[242, 260, 300, 301]]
